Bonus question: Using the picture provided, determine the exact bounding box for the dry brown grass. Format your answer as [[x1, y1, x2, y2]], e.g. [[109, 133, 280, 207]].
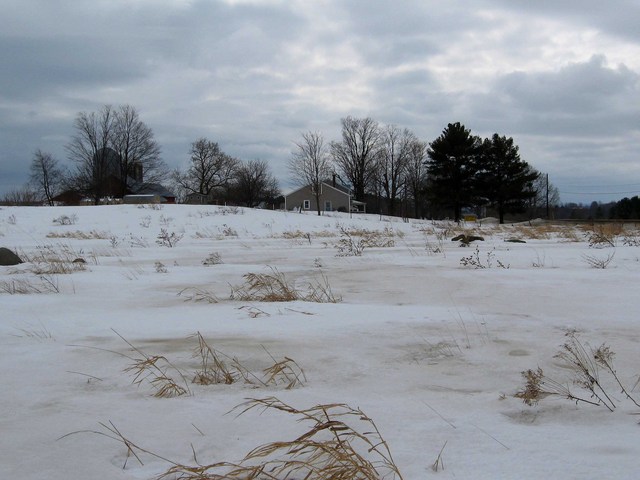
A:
[[281, 229, 311, 240], [19, 243, 91, 274], [64, 397, 403, 478], [280, 228, 339, 243], [0, 276, 59, 294], [516, 333, 640, 411], [261, 346, 307, 389], [159, 397, 404, 480], [156, 228, 184, 247], [510, 223, 581, 241], [622, 230, 640, 246], [230, 267, 298, 302], [125, 355, 190, 398], [115, 331, 191, 398], [52, 213, 78, 225], [190, 332, 239, 385], [46, 229, 110, 239], [190, 332, 306, 388], [582, 251, 615, 269], [515, 366, 606, 408], [202, 252, 223, 266], [230, 267, 341, 303], [304, 272, 342, 303], [582, 223, 622, 248], [335, 226, 396, 257], [178, 287, 219, 303], [11, 322, 53, 340]]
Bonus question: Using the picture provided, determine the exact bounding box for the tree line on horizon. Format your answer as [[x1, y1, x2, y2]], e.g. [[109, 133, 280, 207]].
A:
[[290, 117, 555, 223], [10, 105, 280, 208], [13, 104, 630, 222]]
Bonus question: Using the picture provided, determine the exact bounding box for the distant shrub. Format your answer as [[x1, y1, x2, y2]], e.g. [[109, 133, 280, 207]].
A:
[[139, 215, 151, 228], [335, 226, 395, 257], [582, 251, 615, 269], [154, 261, 167, 273], [460, 246, 508, 269], [584, 224, 620, 248], [203, 252, 223, 266], [156, 229, 183, 247], [46, 229, 109, 240], [53, 214, 78, 226]]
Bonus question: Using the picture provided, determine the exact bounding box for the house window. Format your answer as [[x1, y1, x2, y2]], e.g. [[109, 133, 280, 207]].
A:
[[303, 200, 310, 210], [324, 201, 332, 211]]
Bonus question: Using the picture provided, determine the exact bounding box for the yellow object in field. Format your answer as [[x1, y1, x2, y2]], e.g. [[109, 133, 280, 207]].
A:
[[463, 214, 477, 222]]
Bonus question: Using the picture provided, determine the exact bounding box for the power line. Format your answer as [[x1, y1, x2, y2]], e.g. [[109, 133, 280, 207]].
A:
[[560, 190, 640, 195], [559, 182, 640, 188]]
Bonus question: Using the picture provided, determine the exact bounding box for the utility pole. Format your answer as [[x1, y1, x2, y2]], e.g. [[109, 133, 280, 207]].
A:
[[546, 173, 550, 219]]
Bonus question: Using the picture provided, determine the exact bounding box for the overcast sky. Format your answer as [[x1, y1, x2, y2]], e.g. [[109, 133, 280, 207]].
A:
[[2, 0, 640, 204]]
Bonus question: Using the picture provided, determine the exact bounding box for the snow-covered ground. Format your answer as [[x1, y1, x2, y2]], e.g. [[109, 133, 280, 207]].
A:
[[1, 205, 639, 479]]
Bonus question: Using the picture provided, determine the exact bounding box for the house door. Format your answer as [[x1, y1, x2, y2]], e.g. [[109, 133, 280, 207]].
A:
[[324, 201, 332, 211]]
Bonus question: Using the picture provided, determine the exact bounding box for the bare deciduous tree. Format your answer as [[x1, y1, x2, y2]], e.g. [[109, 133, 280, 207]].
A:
[[528, 168, 560, 218], [232, 159, 280, 208], [377, 125, 414, 216], [289, 131, 332, 215], [66, 105, 115, 204], [111, 105, 165, 195], [29, 149, 64, 205], [66, 104, 165, 203], [172, 138, 240, 202], [330, 116, 381, 201], [0, 186, 40, 206], [404, 139, 428, 218]]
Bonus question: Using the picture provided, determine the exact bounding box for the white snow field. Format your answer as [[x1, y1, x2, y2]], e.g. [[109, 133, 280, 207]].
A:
[[1, 205, 639, 479]]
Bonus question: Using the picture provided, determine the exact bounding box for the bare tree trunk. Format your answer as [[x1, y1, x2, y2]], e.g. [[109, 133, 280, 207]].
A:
[[289, 131, 331, 215]]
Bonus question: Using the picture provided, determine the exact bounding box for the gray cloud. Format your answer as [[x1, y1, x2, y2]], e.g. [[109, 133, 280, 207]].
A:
[[468, 55, 640, 136], [1, 0, 640, 203], [487, 0, 640, 44]]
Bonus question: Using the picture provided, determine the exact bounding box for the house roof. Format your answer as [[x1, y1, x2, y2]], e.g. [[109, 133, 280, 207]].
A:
[[132, 183, 175, 198], [284, 180, 351, 198]]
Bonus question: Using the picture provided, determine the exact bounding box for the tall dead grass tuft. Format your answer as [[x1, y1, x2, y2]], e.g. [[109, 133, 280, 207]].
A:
[[60, 421, 176, 470], [516, 333, 639, 411], [178, 287, 219, 303], [63, 398, 401, 478], [189, 332, 305, 388], [261, 346, 306, 389], [230, 267, 341, 303], [160, 396, 404, 480], [52, 214, 78, 225], [46, 229, 110, 240], [335, 226, 395, 256], [230, 267, 298, 302], [0, 274, 60, 294], [582, 251, 615, 269], [622, 230, 640, 246], [125, 355, 190, 398], [20, 243, 91, 274], [115, 330, 191, 398], [583, 223, 621, 248], [511, 223, 582, 242], [11, 321, 53, 340], [190, 332, 238, 385], [304, 272, 342, 303]]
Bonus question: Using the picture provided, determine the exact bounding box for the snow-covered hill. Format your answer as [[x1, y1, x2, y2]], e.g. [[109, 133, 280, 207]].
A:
[[2, 205, 638, 479]]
